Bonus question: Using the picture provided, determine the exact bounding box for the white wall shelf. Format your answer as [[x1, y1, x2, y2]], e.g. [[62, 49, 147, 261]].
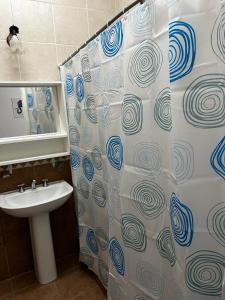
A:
[[0, 152, 70, 167], [0, 81, 61, 87], [0, 81, 70, 166]]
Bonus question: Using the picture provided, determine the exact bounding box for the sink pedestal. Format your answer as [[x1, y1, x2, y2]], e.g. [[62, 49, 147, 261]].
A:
[[29, 213, 57, 284]]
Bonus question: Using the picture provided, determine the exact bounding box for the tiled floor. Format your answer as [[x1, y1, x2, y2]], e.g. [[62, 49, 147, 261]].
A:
[[0, 257, 106, 300]]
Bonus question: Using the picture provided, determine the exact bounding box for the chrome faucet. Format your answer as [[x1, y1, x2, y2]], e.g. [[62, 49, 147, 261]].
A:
[[31, 179, 37, 190], [42, 179, 49, 187], [17, 184, 25, 193]]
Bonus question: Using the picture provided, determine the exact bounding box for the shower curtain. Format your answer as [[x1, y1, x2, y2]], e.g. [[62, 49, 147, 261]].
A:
[[61, 0, 225, 299]]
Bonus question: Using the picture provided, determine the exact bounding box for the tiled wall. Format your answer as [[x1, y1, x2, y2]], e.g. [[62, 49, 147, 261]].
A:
[[0, 160, 79, 281], [0, 0, 117, 81], [115, 0, 134, 11]]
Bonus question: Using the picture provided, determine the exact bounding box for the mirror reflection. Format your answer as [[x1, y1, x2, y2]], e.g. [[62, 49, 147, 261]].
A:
[[0, 87, 58, 138]]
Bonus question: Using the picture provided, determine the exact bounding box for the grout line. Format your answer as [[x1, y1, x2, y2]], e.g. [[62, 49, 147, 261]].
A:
[[16, 52, 22, 81], [50, 1, 59, 66], [86, 0, 91, 38]]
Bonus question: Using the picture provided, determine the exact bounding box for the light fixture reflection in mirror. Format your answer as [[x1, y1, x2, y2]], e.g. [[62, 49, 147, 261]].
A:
[[0, 86, 58, 139]]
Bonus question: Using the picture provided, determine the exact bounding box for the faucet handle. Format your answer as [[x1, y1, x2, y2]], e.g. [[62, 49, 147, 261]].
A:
[[17, 184, 25, 193], [42, 179, 48, 187]]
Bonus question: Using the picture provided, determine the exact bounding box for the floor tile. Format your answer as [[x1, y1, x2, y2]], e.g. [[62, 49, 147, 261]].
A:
[[56, 264, 106, 300], [73, 285, 106, 300], [0, 278, 12, 298], [12, 271, 37, 292], [14, 283, 60, 300], [0, 260, 106, 300]]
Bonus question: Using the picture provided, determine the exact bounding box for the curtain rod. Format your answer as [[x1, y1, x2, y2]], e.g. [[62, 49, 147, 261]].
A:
[[59, 0, 145, 67]]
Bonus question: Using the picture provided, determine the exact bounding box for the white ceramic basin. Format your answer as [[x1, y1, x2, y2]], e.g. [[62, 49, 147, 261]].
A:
[[0, 180, 73, 285], [0, 180, 73, 217]]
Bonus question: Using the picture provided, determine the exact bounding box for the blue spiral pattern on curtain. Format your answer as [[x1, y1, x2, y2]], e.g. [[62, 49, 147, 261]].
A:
[[185, 250, 225, 296], [172, 140, 194, 183], [92, 178, 107, 208], [44, 88, 52, 107], [81, 54, 91, 82], [156, 227, 176, 266], [210, 136, 225, 180], [74, 102, 81, 125], [70, 149, 80, 170], [95, 227, 109, 250], [76, 74, 84, 102], [85, 95, 98, 124], [82, 156, 94, 181], [86, 228, 99, 255], [106, 136, 123, 170], [133, 142, 161, 176], [154, 88, 172, 131], [122, 94, 143, 135], [65, 73, 74, 96], [131, 180, 166, 219], [211, 5, 225, 64], [101, 20, 123, 57], [77, 176, 89, 199], [121, 214, 147, 252], [109, 238, 125, 276], [136, 261, 164, 297], [91, 146, 102, 170], [69, 126, 80, 146], [128, 40, 163, 87], [80, 247, 94, 268], [183, 74, 225, 128], [98, 258, 109, 288], [169, 21, 196, 82], [170, 193, 194, 247], [207, 202, 225, 247]]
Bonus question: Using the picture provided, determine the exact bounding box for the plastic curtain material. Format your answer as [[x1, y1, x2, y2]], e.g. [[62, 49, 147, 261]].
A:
[[26, 87, 56, 134], [61, 0, 225, 299]]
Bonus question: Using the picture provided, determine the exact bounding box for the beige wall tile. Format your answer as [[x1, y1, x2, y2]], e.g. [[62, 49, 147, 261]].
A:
[[87, 0, 115, 12], [57, 44, 75, 65], [88, 9, 115, 36], [19, 43, 59, 81], [11, 0, 55, 43], [52, 0, 86, 7], [0, 0, 119, 81], [124, 0, 135, 6], [114, 0, 123, 12], [29, 0, 52, 3], [0, 0, 13, 41], [53, 5, 89, 46], [0, 42, 20, 81], [115, 0, 135, 12]]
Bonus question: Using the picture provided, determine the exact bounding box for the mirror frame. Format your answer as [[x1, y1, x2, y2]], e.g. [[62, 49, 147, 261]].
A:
[[0, 81, 69, 166]]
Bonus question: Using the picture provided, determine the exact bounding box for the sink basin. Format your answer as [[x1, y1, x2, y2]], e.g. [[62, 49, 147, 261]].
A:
[[0, 180, 73, 285], [0, 180, 73, 217]]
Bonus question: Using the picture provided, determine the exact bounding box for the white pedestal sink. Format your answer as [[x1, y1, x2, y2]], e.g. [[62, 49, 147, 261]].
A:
[[0, 180, 73, 284]]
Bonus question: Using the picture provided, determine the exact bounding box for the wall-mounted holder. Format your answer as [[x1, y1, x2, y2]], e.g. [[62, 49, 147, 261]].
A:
[[6, 25, 21, 53]]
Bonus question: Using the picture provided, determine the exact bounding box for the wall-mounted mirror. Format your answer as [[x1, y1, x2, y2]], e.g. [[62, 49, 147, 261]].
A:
[[0, 86, 59, 138], [0, 82, 69, 166]]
